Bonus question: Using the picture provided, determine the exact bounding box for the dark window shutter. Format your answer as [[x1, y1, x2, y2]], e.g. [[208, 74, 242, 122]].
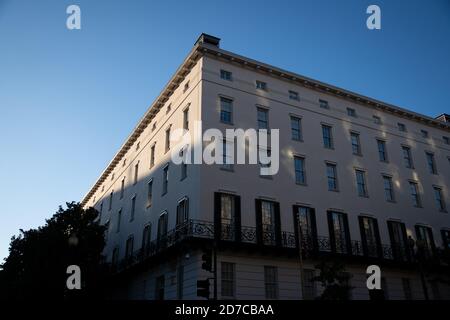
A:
[[327, 211, 335, 253], [427, 228, 436, 253], [292, 205, 300, 249], [255, 199, 262, 245], [358, 216, 368, 257], [214, 192, 221, 241], [234, 195, 241, 242], [310, 208, 318, 252], [343, 213, 352, 254], [387, 221, 397, 260], [274, 202, 282, 247], [442, 230, 450, 248], [373, 218, 382, 258]]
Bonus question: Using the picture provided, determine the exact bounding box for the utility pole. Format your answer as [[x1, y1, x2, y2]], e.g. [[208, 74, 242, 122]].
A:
[[297, 218, 305, 299], [213, 239, 218, 300]]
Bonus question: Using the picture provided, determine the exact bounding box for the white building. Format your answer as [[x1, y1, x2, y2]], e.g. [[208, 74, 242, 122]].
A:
[[82, 34, 450, 300]]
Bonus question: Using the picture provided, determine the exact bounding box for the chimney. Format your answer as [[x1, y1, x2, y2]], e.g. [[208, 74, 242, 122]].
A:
[[195, 33, 221, 47], [435, 114, 450, 123]]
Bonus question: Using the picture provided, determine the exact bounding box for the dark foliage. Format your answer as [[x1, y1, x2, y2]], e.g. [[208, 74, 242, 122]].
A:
[[313, 259, 353, 300], [0, 202, 106, 300]]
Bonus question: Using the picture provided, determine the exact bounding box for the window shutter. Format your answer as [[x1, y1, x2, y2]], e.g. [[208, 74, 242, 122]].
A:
[[400, 223, 411, 261], [255, 199, 263, 245], [234, 195, 242, 243], [327, 211, 336, 253], [358, 216, 368, 257], [309, 208, 318, 252], [214, 193, 221, 241], [343, 213, 352, 254], [373, 219, 382, 258], [274, 202, 282, 247], [292, 205, 300, 249]]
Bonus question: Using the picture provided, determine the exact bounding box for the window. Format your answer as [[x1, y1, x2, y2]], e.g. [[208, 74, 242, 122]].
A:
[[183, 81, 189, 93], [294, 206, 316, 242], [319, 99, 329, 109], [290, 116, 302, 141], [434, 187, 446, 212], [150, 144, 155, 168], [219, 193, 236, 241], [373, 116, 381, 124], [220, 97, 233, 124], [359, 216, 380, 257], [136, 141, 140, 151], [165, 127, 171, 152], [157, 212, 168, 244], [141, 224, 151, 253], [347, 108, 356, 117], [259, 148, 271, 176], [294, 156, 306, 185], [162, 165, 169, 195], [402, 146, 413, 168], [116, 209, 122, 233], [350, 132, 361, 155], [183, 107, 189, 130], [134, 163, 139, 184], [152, 122, 157, 131], [398, 123, 407, 132], [326, 163, 338, 191], [109, 191, 113, 211], [256, 80, 267, 90], [220, 69, 232, 81], [302, 269, 317, 300], [328, 211, 350, 254], [381, 277, 389, 300], [421, 129, 428, 138], [322, 125, 333, 149], [356, 170, 368, 197], [147, 180, 153, 207], [261, 200, 276, 246], [176, 198, 189, 226], [387, 221, 408, 261], [415, 225, 435, 259], [383, 175, 395, 202], [409, 181, 421, 207], [377, 140, 388, 162], [289, 90, 299, 100], [120, 178, 125, 199], [257, 107, 269, 130], [402, 278, 412, 300], [441, 230, 450, 249], [222, 139, 233, 171], [166, 104, 171, 114], [426, 152, 437, 174], [221, 262, 235, 297], [443, 136, 450, 145], [155, 275, 165, 300], [122, 158, 126, 167], [125, 235, 134, 261], [264, 266, 279, 299], [130, 196, 136, 221]]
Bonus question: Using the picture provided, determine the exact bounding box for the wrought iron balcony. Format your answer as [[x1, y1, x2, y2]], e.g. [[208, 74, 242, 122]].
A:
[[109, 219, 439, 274]]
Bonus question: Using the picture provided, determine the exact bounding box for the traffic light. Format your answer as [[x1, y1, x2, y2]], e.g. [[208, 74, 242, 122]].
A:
[[201, 248, 213, 272], [197, 279, 210, 299]]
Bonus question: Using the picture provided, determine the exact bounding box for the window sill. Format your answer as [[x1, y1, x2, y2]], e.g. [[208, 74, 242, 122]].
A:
[[328, 189, 339, 193], [296, 182, 307, 186], [220, 167, 234, 172], [220, 121, 234, 126]]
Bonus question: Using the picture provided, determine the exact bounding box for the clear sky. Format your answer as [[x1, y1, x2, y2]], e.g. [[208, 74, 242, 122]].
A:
[[0, 0, 449, 262]]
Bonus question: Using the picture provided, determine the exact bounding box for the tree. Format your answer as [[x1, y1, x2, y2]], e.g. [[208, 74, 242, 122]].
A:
[[0, 202, 106, 300], [313, 259, 353, 300]]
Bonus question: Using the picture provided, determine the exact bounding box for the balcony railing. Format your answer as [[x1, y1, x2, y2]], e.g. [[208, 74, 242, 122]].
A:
[[109, 219, 438, 274]]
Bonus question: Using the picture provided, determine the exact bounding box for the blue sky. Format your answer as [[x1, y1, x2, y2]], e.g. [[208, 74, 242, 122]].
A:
[[0, 0, 449, 261]]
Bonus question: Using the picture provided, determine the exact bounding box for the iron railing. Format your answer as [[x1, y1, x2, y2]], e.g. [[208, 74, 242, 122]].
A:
[[110, 219, 436, 273]]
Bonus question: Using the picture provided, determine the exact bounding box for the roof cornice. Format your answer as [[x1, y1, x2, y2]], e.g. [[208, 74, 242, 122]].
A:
[[81, 38, 450, 207]]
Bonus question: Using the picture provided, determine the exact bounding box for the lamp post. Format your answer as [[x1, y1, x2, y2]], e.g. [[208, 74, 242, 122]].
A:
[[408, 236, 429, 300]]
